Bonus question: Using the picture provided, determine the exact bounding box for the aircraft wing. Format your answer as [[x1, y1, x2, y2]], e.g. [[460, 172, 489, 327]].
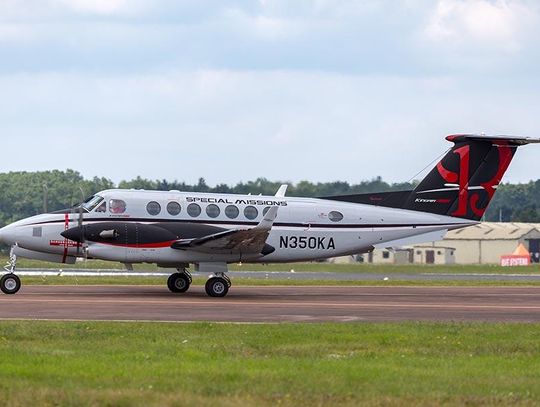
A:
[[171, 186, 287, 256]]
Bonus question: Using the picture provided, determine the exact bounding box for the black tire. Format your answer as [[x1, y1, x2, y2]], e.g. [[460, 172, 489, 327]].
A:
[[0, 274, 21, 295], [205, 277, 229, 298], [167, 273, 190, 293]]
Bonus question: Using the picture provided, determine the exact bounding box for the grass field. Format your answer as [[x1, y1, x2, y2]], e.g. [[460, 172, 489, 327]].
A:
[[3, 255, 540, 287], [0, 321, 538, 406], [12, 276, 540, 288], [4, 255, 540, 274]]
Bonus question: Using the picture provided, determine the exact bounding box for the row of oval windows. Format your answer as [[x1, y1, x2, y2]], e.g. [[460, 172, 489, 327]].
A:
[[146, 201, 344, 222]]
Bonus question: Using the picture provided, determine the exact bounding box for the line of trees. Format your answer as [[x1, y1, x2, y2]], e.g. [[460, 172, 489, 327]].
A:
[[1, 170, 539, 228]]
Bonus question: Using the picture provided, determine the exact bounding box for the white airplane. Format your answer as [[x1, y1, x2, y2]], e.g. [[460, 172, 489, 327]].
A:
[[0, 135, 538, 297]]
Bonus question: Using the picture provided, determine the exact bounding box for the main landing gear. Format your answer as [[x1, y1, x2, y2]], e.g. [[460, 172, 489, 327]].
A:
[[1, 247, 21, 295], [167, 269, 193, 293], [166, 268, 232, 298], [205, 273, 231, 298]]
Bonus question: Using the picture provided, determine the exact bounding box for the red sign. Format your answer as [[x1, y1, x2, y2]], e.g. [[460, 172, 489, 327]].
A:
[[500, 255, 530, 267]]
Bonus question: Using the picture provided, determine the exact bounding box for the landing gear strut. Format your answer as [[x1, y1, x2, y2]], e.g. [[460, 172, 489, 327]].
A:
[[167, 269, 192, 293], [205, 273, 231, 298], [2, 246, 21, 295]]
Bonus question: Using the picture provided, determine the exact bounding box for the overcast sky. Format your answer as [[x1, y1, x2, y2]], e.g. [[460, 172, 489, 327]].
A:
[[1, 0, 540, 186]]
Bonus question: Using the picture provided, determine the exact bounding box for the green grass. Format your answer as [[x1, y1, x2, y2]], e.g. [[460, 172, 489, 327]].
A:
[[13, 276, 540, 287], [0, 321, 539, 406], [4, 255, 540, 287], [4, 255, 540, 274], [231, 262, 540, 274]]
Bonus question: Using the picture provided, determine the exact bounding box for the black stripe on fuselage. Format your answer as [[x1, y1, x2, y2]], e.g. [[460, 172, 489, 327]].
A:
[[27, 217, 472, 230]]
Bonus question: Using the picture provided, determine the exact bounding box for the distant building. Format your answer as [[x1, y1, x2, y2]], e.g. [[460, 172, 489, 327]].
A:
[[411, 246, 456, 265], [367, 248, 413, 265], [336, 223, 540, 265], [428, 222, 540, 264]]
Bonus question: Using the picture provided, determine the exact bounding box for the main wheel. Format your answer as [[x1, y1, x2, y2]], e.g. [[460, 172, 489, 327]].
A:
[[167, 273, 191, 293], [205, 277, 229, 298], [0, 274, 21, 295]]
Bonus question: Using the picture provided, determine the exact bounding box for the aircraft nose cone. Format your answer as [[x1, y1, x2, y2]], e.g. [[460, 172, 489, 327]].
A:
[[0, 224, 15, 245]]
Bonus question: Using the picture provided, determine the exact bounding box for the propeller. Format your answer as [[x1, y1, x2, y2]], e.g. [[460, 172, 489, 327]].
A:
[[77, 187, 88, 261]]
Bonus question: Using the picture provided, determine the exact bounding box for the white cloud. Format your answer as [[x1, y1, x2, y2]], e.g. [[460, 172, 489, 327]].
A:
[[0, 0, 150, 20], [223, 8, 308, 41], [0, 1, 539, 187], [53, 0, 131, 15], [0, 69, 538, 185], [424, 0, 538, 52], [0, 23, 33, 43]]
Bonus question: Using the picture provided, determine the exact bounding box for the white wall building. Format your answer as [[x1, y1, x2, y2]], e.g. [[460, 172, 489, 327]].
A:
[[344, 223, 540, 265]]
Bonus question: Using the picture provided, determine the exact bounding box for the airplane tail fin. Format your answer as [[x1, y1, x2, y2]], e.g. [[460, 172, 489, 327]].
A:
[[326, 135, 540, 221]]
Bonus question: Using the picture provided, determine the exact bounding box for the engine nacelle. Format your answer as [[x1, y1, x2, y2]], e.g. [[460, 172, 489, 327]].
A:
[[85, 244, 132, 262], [85, 244, 153, 263]]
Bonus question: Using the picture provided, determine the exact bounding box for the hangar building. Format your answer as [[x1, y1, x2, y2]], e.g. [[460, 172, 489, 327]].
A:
[[351, 223, 540, 265], [426, 222, 540, 264]]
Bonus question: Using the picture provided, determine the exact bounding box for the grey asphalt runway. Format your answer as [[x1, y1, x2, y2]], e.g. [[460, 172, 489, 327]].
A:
[[0, 285, 539, 323]]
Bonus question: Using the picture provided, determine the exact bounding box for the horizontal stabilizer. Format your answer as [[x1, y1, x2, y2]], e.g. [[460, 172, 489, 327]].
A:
[[446, 134, 540, 145], [373, 229, 448, 249]]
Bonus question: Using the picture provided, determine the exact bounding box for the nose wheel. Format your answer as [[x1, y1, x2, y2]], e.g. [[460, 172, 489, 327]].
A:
[[2, 246, 21, 295], [0, 274, 21, 295]]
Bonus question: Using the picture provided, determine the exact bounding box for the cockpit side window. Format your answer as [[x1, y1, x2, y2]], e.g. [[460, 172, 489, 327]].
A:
[[109, 199, 127, 214], [95, 201, 107, 213], [82, 195, 104, 212]]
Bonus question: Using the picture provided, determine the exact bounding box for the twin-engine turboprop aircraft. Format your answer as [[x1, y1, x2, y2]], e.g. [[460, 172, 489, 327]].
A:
[[0, 134, 538, 297]]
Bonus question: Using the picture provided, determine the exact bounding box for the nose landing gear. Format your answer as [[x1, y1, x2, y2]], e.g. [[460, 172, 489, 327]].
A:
[[2, 246, 21, 295]]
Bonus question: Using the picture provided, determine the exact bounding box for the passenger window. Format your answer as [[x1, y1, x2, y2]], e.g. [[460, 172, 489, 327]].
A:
[[147, 201, 161, 216], [167, 201, 181, 216], [206, 204, 220, 218], [244, 206, 258, 220], [109, 199, 127, 214], [187, 203, 202, 217], [329, 211, 344, 222], [225, 205, 239, 219], [263, 207, 271, 216], [95, 202, 107, 213]]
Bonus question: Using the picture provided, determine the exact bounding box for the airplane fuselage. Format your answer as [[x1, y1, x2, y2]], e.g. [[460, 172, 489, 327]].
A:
[[0, 189, 474, 266]]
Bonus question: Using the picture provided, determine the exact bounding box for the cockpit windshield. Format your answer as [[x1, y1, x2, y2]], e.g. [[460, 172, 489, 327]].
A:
[[81, 195, 104, 212]]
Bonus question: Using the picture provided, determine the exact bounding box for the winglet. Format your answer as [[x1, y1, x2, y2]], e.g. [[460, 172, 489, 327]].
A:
[[276, 184, 288, 198]]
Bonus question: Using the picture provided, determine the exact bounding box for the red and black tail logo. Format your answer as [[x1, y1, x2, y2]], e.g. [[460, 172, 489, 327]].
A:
[[435, 143, 515, 218], [409, 139, 517, 220]]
